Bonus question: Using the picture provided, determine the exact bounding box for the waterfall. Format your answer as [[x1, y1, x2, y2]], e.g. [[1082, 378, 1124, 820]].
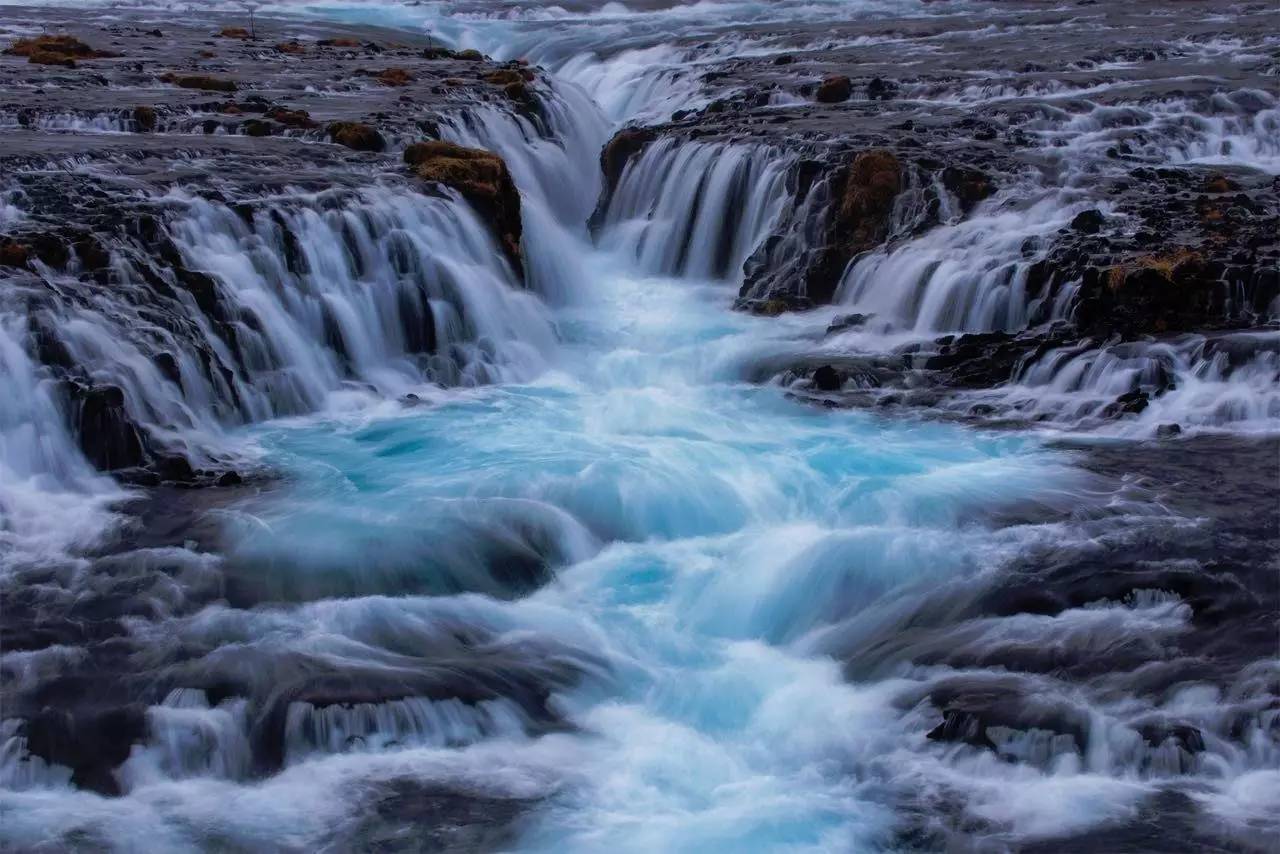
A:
[[974, 331, 1280, 434], [834, 193, 1088, 334], [0, 176, 558, 563], [437, 80, 611, 304], [596, 138, 794, 281]]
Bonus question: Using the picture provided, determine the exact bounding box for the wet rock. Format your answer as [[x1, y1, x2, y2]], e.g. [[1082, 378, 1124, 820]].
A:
[[405, 141, 524, 275], [926, 710, 998, 752], [132, 105, 157, 132], [0, 239, 30, 268], [1076, 250, 1222, 337], [163, 73, 238, 93], [1102, 388, 1150, 418], [814, 74, 853, 103], [1156, 423, 1183, 438], [376, 67, 413, 87], [866, 76, 898, 100], [23, 706, 148, 796], [275, 41, 306, 55], [812, 365, 843, 391], [941, 166, 994, 213], [808, 149, 902, 303], [5, 34, 115, 67], [455, 48, 484, 61], [1070, 208, 1106, 233], [217, 26, 251, 39], [599, 127, 657, 194], [67, 384, 147, 471], [826, 313, 871, 334], [326, 121, 386, 152], [155, 454, 197, 483], [264, 106, 316, 129], [216, 471, 244, 487]]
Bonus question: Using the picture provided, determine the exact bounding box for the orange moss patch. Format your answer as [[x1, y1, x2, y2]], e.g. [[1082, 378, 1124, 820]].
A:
[[217, 27, 251, 39], [5, 34, 117, 67], [318, 37, 362, 48], [275, 41, 307, 55], [1106, 249, 1202, 290], [404, 141, 522, 270], [376, 67, 413, 86]]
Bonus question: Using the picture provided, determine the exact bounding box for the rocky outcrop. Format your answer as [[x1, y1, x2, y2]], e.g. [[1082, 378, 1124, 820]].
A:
[[4, 34, 116, 67], [405, 141, 524, 276], [162, 73, 238, 93], [814, 75, 852, 103], [326, 121, 386, 152], [599, 127, 657, 195]]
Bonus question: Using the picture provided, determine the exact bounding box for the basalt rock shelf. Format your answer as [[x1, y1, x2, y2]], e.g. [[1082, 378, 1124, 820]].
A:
[[1, 2, 1278, 853]]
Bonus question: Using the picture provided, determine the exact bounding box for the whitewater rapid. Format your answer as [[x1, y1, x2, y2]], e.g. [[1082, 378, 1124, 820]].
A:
[[2, 1, 1278, 851]]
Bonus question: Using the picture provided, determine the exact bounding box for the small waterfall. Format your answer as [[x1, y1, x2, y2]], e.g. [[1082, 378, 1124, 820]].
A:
[[437, 80, 611, 304], [834, 193, 1086, 334], [596, 138, 794, 282], [282, 697, 527, 765], [0, 310, 127, 563], [15, 185, 554, 473], [116, 689, 253, 791], [988, 331, 1280, 433]]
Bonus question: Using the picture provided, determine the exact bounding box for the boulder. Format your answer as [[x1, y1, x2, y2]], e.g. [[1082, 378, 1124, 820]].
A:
[[941, 165, 994, 213], [263, 106, 316, 128], [1071, 208, 1106, 233], [404, 141, 523, 275], [815, 74, 852, 103], [375, 67, 413, 87], [326, 121, 386, 152], [812, 365, 843, 391], [132, 105, 157, 132]]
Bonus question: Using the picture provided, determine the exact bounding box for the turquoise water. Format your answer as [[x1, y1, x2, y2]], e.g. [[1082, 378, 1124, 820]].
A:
[[219, 262, 1089, 850]]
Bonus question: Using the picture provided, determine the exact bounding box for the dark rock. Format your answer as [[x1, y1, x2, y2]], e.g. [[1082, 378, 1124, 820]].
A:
[[68, 384, 147, 471], [814, 74, 852, 103], [808, 149, 902, 303], [1156, 423, 1183, 438], [941, 166, 994, 213], [132, 105, 157, 132], [927, 710, 998, 752], [812, 365, 843, 391], [163, 73, 238, 93], [326, 121, 386, 152], [599, 127, 657, 195], [1071, 209, 1106, 233]]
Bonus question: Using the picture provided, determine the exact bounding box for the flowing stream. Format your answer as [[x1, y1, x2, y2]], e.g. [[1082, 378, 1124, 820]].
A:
[[1, 1, 1278, 851]]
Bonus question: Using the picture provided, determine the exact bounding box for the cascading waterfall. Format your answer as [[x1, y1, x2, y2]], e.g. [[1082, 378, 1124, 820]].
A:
[[596, 138, 794, 281], [833, 192, 1089, 334], [2, 1, 1278, 851], [437, 79, 611, 303], [950, 330, 1280, 434]]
